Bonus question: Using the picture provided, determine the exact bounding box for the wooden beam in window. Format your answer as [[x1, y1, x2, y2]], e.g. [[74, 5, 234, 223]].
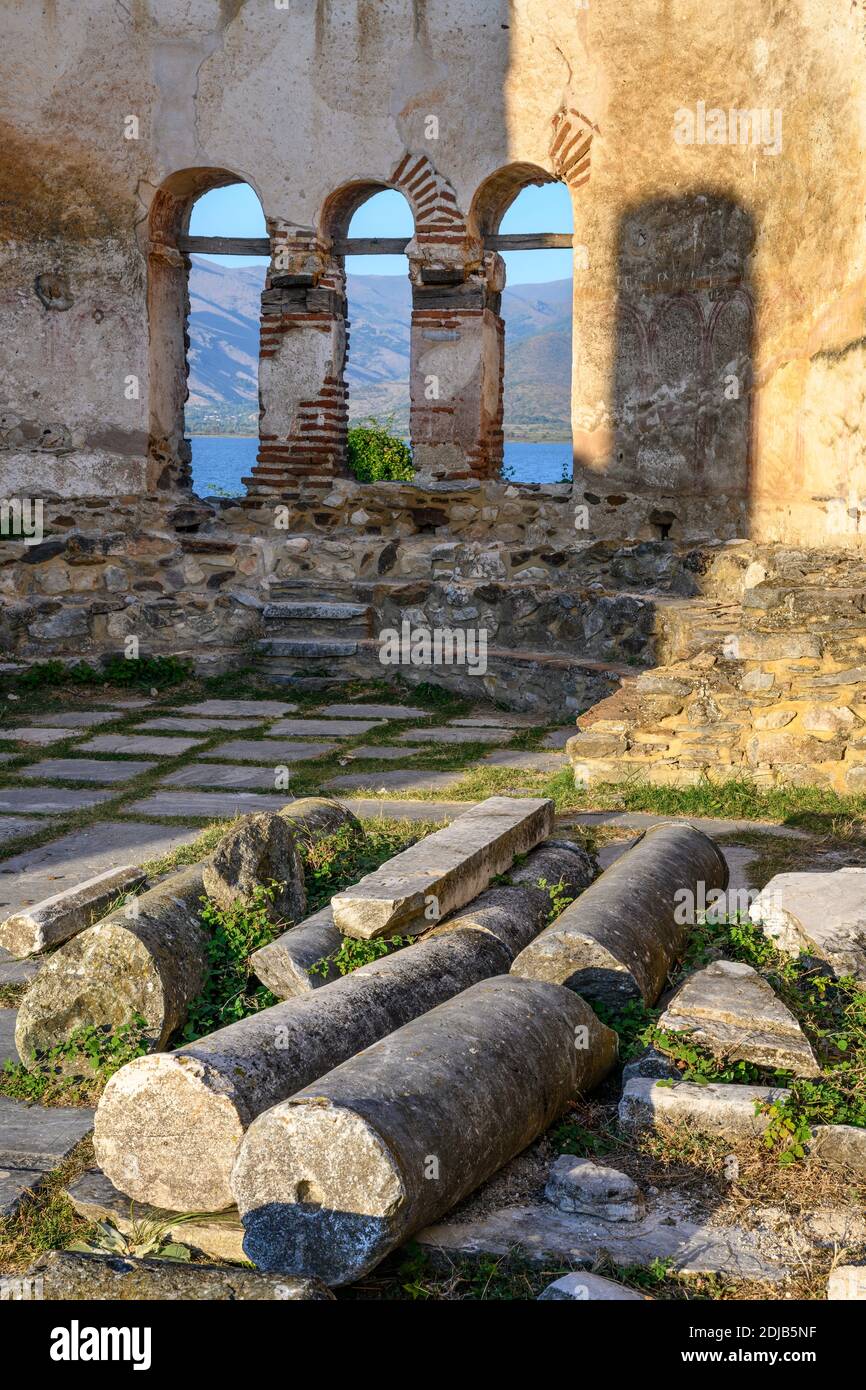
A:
[[179, 232, 575, 258]]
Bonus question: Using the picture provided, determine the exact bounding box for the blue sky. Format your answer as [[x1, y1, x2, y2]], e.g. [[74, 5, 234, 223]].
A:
[[189, 181, 573, 285]]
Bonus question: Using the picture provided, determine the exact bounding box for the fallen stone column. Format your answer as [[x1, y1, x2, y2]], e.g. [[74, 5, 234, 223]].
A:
[[232, 976, 618, 1285], [15, 800, 365, 1067], [331, 795, 554, 939], [95, 928, 511, 1211], [510, 822, 728, 1009], [15, 863, 209, 1065], [254, 839, 595, 998], [0, 864, 144, 957], [251, 905, 344, 996], [94, 840, 588, 1211]]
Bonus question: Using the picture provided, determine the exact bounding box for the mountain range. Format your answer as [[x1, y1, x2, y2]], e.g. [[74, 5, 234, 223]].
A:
[[186, 256, 571, 440]]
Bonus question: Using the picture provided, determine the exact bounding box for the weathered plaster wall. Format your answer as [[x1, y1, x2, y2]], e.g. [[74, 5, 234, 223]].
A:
[[0, 0, 865, 545]]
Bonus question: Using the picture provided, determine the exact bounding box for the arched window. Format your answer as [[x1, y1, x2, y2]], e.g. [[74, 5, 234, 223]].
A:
[[146, 171, 267, 498], [494, 180, 574, 482], [343, 189, 414, 475]]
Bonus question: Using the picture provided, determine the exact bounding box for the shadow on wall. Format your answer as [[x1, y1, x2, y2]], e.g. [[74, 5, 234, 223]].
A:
[[607, 192, 756, 540]]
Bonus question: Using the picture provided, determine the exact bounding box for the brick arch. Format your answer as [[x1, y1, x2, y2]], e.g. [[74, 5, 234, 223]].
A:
[[147, 168, 268, 493], [468, 162, 557, 240], [319, 154, 466, 249], [549, 109, 597, 189]]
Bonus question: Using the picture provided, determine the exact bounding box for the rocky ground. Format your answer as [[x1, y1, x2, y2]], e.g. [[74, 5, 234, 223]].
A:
[[1, 668, 865, 1301]]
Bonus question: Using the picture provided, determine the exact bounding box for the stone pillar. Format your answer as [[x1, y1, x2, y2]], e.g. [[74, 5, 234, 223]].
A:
[[408, 248, 505, 483], [244, 230, 349, 497]]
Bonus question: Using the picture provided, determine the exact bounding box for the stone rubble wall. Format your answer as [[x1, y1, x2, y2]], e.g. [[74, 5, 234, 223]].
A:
[[568, 547, 866, 791]]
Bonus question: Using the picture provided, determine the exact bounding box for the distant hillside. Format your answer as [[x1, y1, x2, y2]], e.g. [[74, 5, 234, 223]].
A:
[[185, 257, 571, 440]]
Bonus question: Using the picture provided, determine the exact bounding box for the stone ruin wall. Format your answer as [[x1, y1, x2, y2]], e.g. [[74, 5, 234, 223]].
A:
[[2, 0, 866, 695]]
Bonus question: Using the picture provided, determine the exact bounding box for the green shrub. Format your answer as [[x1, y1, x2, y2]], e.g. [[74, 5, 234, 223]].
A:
[[346, 417, 413, 482]]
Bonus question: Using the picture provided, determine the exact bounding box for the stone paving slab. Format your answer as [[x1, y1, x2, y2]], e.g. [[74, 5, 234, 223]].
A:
[[160, 763, 283, 790], [269, 718, 385, 737], [397, 727, 514, 745], [209, 738, 337, 763], [1, 727, 82, 746], [0, 753, 16, 764], [0, 817, 43, 846], [126, 790, 287, 819], [0, 1007, 18, 1066], [319, 703, 428, 720], [0, 946, 41, 986], [79, 734, 205, 757], [1, 1168, 45, 1218], [19, 757, 157, 784], [67, 1169, 246, 1264], [0, 787, 114, 815], [0, 1096, 94, 1169], [452, 713, 541, 728], [28, 711, 121, 729], [178, 700, 297, 718], [336, 745, 428, 761], [325, 769, 470, 794], [336, 797, 475, 823], [416, 1200, 788, 1282], [0, 821, 202, 917], [137, 716, 263, 734], [563, 810, 811, 839], [482, 749, 564, 772]]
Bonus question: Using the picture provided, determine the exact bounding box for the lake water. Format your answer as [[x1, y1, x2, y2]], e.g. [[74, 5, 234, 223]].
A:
[[190, 436, 573, 496]]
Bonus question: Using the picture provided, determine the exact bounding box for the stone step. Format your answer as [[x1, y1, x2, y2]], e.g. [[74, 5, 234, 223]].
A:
[[256, 638, 359, 659]]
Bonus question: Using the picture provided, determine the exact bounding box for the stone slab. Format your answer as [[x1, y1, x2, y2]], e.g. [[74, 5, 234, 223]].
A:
[[18, 757, 157, 784], [0, 1096, 94, 1169], [0, 817, 42, 846], [658, 959, 820, 1076], [544, 1156, 645, 1223], [750, 868, 866, 986], [1, 727, 80, 746], [331, 795, 554, 938], [137, 716, 263, 733], [160, 762, 285, 790], [126, 790, 289, 819], [210, 739, 337, 763], [565, 810, 810, 839], [325, 769, 469, 794], [452, 713, 540, 727], [418, 1198, 788, 1282], [619, 1077, 790, 1139], [79, 734, 205, 756], [482, 749, 564, 772], [28, 711, 120, 728], [0, 946, 41, 985], [67, 1168, 246, 1264], [0, 863, 144, 956], [178, 700, 297, 718], [268, 718, 385, 737], [337, 798, 474, 823], [397, 727, 514, 745], [336, 745, 428, 761], [318, 703, 427, 720], [0, 787, 114, 815], [0, 821, 202, 918], [0, 1007, 18, 1066], [0, 1168, 45, 1218]]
